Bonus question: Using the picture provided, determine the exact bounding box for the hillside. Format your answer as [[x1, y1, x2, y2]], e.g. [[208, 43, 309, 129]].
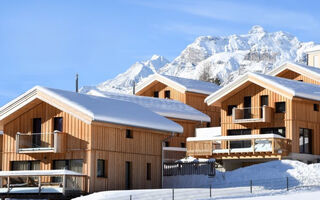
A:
[[81, 25, 316, 94]]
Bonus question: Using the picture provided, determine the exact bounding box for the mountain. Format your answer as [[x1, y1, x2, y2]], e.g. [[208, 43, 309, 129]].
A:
[[81, 25, 316, 94]]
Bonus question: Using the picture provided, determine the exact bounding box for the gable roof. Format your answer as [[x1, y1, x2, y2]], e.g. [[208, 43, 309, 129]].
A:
[[0, 86, 183, 133], [205, 72, 320, 106], [85, 89, 210, 122], [136, 74, 221, 95], [305, 45, 320, 53], [268, 61, 320, 82]]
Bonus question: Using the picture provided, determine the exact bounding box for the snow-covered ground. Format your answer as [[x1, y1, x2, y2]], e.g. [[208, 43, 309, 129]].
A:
[[74, 160, 320, 200]]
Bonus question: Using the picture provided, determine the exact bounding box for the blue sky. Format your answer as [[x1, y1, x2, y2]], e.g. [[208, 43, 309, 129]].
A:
[[1, 0, 320, 105]]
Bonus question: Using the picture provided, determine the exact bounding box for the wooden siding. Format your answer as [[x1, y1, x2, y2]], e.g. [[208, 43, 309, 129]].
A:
[[2, 100, 171, 193], [276, 69, 320, 85], [219, 82, 320, 155], [307, 52, 320, 68]]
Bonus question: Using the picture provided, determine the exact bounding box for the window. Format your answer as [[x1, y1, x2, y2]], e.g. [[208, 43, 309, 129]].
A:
[[206, 122, 210, 127], [153, 91, 159, 98], [164, 141, 170, 147], [97, 159, 107, 178], [227, 129, 251, 148], [314, 55, 319, 67], [32, 118, 41, 148], [180, 142, 186, 148], [298, 80, 303, 82], [275, 102, 286, 113], [314, 104, 319, 112], [53, 117, 63, 132], [300, 128, 312, 154], [53, 159, 83, 182], [244, 96, 252, 119], [11, 161, 40, 171], [260, 95, 269, 117], [126, 129, 133, 138], [165, 90, 170, 99], [227, 105, 237, 116], [125, 161, 132, 190], [146, 163, 151, 180], [261, 127, 286, 137]]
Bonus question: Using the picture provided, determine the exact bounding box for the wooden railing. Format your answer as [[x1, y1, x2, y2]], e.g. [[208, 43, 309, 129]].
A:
[[16, 131, 66, 153], [232, 106, 273, 123], [187, 134, 291, 158]]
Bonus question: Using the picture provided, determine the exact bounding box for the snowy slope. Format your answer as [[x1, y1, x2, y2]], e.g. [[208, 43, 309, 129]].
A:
[[81, 25, 316, 94]]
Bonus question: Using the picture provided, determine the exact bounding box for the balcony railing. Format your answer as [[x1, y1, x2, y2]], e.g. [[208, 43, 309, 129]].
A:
[[232, 106, 272, 123], [187, 134, 291, 158], [16, 131, 66, 154]]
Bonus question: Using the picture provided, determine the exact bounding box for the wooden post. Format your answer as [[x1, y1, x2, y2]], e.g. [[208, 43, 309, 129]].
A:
[[228, 140, 231, 155], [252, 138, 255, 154], [7, 177, 10, 193], [172, 188, 174, 200], [38, 176, 41, 194], [272, 139, 275, 154], [209, 185, 212, 197], [16, 133, 20, 153], [63, 175, 66, 196], [286, 177, 289, 191], [250, 180, 252, 193]]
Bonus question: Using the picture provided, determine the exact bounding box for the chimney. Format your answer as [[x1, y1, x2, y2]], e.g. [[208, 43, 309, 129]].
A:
[[76, 74, 79, 93], [133, 81, 136, 95]]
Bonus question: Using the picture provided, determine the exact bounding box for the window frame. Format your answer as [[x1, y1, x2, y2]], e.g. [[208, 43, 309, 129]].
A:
[[314, 104, 319, 112], [146, 163, 151, 180], [153, 91, 159, 98], [275, 102, 286, 113], [97, 159, 107, 178], [53, 117, 63, 132], [126, 129, 133, 139], [260, 127, 286, 137], [164, 90, 170, 99], [227, 105, 237, 116]]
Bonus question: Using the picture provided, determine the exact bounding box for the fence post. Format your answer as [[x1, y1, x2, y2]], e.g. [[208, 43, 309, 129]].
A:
[[130, 195, 132, 200], [286, 177, 289, 191], [210, 185, 212, 198], [250, 180, 252, 193], [172, 188, 174, 200]]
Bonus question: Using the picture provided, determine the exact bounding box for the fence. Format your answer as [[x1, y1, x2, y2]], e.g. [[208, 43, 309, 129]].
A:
[[163, 161, 215, 176]]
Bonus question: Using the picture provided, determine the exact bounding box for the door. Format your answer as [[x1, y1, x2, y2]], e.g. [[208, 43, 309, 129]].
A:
[[244, 96, 251, 119], [32, 118, 41, 147], [125, 161, 132, 190], [260, 95, 269, 118]]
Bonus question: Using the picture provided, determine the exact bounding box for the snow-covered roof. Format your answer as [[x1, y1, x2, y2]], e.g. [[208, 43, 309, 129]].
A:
[[305, 45, 320, 53], [268, 61, 320, 81], [0, 169, 83, 177], [86, 89, 210, 122], [0, 86, 183, 133], [205, 72, 320, 106], [136, 73, 221, 95]]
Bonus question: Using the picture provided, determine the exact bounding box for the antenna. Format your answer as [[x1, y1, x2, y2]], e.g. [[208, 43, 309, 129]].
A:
[[133, 81, 136, 95], [76, 73, 79, 93]]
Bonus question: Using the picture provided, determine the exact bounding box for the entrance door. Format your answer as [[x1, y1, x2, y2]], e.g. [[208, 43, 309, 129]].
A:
[[125, 161, 132, 190], [32, 118, 41, 148], [244, 96, 251, 119]]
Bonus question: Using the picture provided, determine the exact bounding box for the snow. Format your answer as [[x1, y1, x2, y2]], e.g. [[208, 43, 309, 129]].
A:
[[81, 26, 317, 95], [195, 127, 221, 138], [74, 160, 320, 200], [85, 89, 210, 122], [269, 61, 320, 79], [0, 169, 83, 176], [0, 187, 63, 194], [305, 45, 320, 53], [187, 133, 284, 142]]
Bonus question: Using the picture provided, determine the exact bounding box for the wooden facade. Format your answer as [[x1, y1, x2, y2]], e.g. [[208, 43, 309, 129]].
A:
[[1, 99, 173, 193], [275, 68, 320, 85]]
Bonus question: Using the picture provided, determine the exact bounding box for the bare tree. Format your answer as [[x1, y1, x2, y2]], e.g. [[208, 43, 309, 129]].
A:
[[198, 64, 222, 86]]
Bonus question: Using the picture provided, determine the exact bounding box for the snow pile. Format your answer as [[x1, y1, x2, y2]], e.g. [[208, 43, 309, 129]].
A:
[[81, 25, 317, 94], [164, 160, 320, 188]]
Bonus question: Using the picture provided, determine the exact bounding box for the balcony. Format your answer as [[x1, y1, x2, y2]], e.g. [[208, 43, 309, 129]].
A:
[[16, 131, 66, 154], [187, 134, 291, 159], [232, 106, 272, 123]]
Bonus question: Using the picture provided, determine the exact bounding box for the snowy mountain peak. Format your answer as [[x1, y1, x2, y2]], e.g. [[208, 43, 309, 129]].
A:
[[81, 26, 317, 95]]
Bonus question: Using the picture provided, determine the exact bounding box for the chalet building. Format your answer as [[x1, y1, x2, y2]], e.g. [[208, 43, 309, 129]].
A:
[[84, 89, 210, 161], [306, 45, 320, 68], [0, 86, 183, 197], [135, 74, 221, 127], [187, 72, 320, 170]]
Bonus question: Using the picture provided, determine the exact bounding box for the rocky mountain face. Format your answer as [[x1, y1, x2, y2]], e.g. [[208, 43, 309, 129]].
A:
[[81, 25, 316, 94]]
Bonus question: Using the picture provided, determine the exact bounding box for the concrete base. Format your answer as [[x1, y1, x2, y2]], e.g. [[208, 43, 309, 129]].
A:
[[285, 153, 320, 164]]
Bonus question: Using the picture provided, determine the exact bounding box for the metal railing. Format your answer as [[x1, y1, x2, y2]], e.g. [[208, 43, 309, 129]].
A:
[[163, 161, 215, 176]]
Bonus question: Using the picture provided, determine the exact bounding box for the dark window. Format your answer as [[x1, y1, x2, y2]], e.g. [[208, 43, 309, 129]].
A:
[[32, 118, 41, 148], [164, 141, 170, 147], [298, 80, 303, 82], [244, 96, 251, 119], [53, 159, 83, 182], [227, 129, 251, 148], [125, 161, 132, 190], [275, 102, 286, 113], [146, 163, 151, 180], [300, 128, 312, 154], [126, 129, 133, 138], [165, 90, 170, 99], [260, 95, 269, 118], [53, 117, 63, 132], [11, 161, 40, 171], [314, 104, 319, 112], [97, 159, 106, 178], [180, 142, 186, 148], [261, 127, 286, 137], [227, 105, 237, 116], [206, 122, 210, 127], [153, 91, 159, 98]]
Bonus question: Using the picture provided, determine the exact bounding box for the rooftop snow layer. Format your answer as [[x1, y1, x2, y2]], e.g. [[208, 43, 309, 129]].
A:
[[161, 74, 221, 95], [269, 61, 320, 79], [86, 89, 210, 122], [0, 86, 183, 133]]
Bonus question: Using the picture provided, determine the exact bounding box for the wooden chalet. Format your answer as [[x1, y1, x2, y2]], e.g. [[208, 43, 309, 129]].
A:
[[187, 72, 320, 170], [135, 73, 221, 127], [84, 89, 211, 161], [0, 86, 183, 197]]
